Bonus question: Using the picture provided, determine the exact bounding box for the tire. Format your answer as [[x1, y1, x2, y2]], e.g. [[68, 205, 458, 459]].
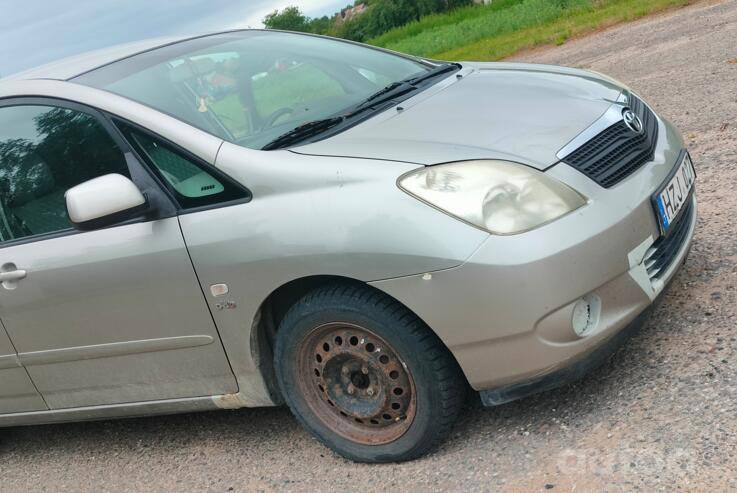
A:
[[273, 282, 466, 463]]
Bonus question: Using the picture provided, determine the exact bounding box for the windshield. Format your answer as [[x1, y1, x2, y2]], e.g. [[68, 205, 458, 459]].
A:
[[75, 31, 430, 149]]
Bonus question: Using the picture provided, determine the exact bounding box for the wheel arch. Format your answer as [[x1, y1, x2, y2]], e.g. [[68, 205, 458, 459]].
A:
[[250, 274, 468, 403]]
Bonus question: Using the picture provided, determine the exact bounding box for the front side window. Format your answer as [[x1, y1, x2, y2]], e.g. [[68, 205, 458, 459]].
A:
[[75, 31, 429, 150], [0, 104, 129, 243]]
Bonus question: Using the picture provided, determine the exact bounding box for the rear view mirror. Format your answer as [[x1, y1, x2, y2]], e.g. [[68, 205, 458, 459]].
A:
[[65, 174, 149, 231]]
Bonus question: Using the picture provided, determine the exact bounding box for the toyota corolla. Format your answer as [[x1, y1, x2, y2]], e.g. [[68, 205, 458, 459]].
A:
[[0, 30, 695, 462]]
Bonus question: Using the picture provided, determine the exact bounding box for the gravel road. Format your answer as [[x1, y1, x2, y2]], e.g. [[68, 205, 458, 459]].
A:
[[2, 1, 737, 491]]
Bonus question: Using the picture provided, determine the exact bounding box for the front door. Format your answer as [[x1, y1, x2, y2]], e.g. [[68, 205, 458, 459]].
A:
[[0, 102, 237, 409]]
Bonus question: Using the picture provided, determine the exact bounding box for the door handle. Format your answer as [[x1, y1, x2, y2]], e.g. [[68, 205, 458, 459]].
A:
[[0, 270, 26, 282], [0, 263, 26, 290]]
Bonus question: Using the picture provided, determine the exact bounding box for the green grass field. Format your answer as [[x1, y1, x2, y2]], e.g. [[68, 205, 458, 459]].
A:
[[369, 0, 694, 61]]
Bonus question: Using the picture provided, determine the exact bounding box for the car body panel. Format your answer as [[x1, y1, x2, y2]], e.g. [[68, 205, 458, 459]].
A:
[[178, 142, 489, 399], [370, 114, 692, 389], [0, 324, 47, 413], [0, 394, 222, 427], [0, 217, 238, 409], [296, 63, 623, 168]]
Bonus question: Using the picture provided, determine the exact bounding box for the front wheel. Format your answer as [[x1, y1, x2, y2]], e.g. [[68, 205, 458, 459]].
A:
[[274, 283, 466, 463]]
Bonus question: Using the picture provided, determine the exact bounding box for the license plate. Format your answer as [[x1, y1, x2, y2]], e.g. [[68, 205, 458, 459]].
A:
[[653, 152, 695, 234]]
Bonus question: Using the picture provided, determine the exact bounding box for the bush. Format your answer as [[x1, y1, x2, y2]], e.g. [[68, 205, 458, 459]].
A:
[[332, 0, 475, 42]]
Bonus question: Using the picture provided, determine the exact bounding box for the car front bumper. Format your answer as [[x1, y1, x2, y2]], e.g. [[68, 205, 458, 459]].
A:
[[477, 253, 684, 406], [369, 116, 696, 401]]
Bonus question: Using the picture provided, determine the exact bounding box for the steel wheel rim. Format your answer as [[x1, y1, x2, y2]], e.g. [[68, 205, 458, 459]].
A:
[[296, 322, 417, 445]]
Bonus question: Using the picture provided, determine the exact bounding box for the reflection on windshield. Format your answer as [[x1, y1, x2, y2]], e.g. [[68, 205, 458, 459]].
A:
[[76, 31, 431, 150]]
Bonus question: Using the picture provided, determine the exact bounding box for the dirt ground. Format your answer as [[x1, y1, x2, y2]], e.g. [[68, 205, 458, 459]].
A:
[[1, 1, 736, 491]]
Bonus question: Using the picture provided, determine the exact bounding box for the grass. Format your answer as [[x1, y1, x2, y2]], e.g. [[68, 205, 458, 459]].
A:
[[369, 0, 695, 61], [370, 0, 528, 48]]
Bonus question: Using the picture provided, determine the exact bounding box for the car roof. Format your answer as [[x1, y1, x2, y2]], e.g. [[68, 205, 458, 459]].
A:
[[2, 34, 202, 82]]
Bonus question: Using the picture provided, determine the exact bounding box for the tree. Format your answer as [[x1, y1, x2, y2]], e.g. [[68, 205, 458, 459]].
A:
[[308, 16, 333, 35], [263, 6, 310, 32]]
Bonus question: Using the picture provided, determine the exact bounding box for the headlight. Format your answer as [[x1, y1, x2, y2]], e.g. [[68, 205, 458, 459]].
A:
[[398, 160, 587, 235]]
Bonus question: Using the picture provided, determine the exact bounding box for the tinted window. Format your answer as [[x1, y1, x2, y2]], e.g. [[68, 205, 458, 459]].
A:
[[117, 123, 247, 209], [0, 105, 129, 242], [76, 31, 428, 150]]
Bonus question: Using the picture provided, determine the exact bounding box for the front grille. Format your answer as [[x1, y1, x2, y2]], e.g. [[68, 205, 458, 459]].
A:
[[562, 95, 658, 188], [644, 197, 694, 281]]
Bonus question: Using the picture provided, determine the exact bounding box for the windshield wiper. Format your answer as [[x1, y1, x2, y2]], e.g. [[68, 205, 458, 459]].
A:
[[348, 62, 461, 115], [262, 116, 345, 150], [262, 63, 461, 150], [406, 62, 461, 86], [352, 81, 416, 111]]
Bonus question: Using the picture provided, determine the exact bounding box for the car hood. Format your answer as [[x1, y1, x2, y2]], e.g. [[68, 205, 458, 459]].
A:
[[294, 62, 625, 169]]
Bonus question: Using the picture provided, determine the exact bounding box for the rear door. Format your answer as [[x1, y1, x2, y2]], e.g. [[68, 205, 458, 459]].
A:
[[0, 321, 46, 413], [0, 99, 238, 409]]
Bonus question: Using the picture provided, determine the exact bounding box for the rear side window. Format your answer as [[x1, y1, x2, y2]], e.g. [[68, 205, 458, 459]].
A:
[[117, 123, 247, 209], [0, 104, 130, 243]]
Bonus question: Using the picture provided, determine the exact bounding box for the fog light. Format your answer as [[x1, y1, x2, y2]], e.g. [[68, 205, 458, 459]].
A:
[[571, 295, 601, 337]]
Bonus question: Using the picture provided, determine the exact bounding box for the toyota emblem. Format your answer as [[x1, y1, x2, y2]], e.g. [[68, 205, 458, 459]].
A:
[[622, 108, 644, 134]]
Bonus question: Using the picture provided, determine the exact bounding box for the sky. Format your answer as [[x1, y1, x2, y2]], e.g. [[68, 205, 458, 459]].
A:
[[0, 0, 346, 77]]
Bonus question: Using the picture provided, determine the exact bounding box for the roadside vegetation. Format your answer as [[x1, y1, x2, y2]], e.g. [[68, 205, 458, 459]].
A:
[[372, 0, 694, 60], [265, 0, 694, 61], [263, 1, 474, 42]]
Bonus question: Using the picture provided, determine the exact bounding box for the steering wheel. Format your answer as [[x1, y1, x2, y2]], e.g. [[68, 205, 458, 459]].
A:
[[263, 107, 295, 129]]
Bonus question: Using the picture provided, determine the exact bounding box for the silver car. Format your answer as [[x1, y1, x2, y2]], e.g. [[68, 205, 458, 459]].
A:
[[0, 30, 695, 462]]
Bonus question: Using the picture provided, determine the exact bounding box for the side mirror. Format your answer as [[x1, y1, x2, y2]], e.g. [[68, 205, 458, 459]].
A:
[[65, 174, 149, 231]]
